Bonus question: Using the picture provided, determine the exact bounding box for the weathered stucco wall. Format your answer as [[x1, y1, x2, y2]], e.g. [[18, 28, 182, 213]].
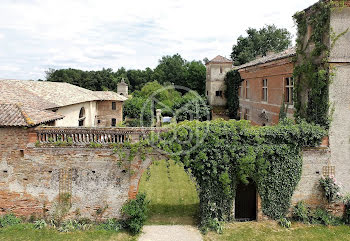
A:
[[206, 63, 232, 106], [328, 6, 350, 194], [292, 148, 330, 208], [55, 101, 97, 127], [329, 64, 350, 194], [329, 7, 350, 63]]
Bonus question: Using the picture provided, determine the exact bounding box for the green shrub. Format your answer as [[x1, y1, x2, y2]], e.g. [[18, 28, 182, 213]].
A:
[[278, 218, 291, 228], [319, 176, 341, 203], [57, 219, 92, 232], [292, 201, 310, 223], [121, 193, 149, 234], [34, 219, 47, 229], [97, 218, 122, 232], [0, 213, 21, 228], [200, 218, 223, 234], [343, 194, 350, 224], [310, 207, 342, 226]]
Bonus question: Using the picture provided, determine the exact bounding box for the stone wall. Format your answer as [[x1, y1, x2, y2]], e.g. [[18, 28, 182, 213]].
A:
[[206, 63, 232, 106], [292, 148, 330, 208]]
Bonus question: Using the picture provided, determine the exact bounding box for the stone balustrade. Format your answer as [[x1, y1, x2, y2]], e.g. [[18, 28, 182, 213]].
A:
[[32, 126, 165, 146]]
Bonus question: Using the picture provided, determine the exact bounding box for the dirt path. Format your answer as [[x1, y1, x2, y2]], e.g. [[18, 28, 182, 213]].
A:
[[138, 225, 203, 241]]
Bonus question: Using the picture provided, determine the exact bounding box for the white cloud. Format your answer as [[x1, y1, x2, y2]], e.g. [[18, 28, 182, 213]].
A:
[[0, 0, 318, 80]]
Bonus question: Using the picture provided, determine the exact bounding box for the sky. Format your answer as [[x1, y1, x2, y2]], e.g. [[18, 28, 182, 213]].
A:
[[0, 0, 317, 80]]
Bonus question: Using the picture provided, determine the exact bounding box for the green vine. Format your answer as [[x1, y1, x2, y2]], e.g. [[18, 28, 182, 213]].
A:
[[224, 70, 243, 119], [293, 1, 348, 129], [152, 119, 325, 227]]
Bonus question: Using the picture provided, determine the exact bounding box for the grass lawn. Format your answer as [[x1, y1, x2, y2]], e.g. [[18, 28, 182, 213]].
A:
[[0, 224, 136, 241], [204, 221, 350, 241], [138, 159, 199, 225]]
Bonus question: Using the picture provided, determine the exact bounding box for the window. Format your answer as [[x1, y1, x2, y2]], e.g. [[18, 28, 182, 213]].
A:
[[78, 107, 85, 127], [111, 118, 116, 127], [285, 77, 294, 104], [238, 81, 243, 98], [220, 66, 223, 73], [245, 80, 250, 99], [244, 109, 250, 120], [112, 102, 116, 110], [207, 91, 209, 96], [262, 79, 268, 102], [97, 120, 101, 124], [216, 91, 223, 97], [238, 107, 242, 120]]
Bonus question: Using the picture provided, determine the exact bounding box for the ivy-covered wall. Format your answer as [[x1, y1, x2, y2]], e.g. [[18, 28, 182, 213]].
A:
[[153, 119, 325, 228], [293, 0, 349, 129]]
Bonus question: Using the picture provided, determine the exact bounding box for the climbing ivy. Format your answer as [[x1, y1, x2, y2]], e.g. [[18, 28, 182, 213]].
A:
[[293, 0, 348, 129], [147, 119, 326, 227], [224, 70, 242, 119]]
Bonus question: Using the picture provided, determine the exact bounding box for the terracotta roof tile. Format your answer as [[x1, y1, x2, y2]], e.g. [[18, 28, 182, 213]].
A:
[[93, 91, 128, 101], [208, 55, 233, 64], [0, 80, 126, 110], [0, 103, 63, 127], [236, 47, 296, 70]]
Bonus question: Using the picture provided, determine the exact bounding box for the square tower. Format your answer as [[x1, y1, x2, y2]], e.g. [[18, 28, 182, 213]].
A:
[[205, 55, 233, 106]]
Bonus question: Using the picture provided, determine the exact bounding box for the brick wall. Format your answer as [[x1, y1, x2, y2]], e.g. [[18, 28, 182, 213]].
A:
[[0, 127, 150, 219], [96, 101, 123, 127], [238, 58, 294, 126]]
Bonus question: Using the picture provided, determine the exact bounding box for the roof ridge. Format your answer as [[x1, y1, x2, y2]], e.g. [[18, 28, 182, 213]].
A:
[[16, 103, 34, 125]]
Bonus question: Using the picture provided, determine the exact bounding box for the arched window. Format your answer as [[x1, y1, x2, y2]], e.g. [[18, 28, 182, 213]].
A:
[[78, 107, 85, 127]]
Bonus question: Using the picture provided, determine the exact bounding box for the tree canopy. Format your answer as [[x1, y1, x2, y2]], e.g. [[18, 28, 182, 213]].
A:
[[230, 25, 292, 66], [44, 54, 206, 95], [123, 81, 210, 127]]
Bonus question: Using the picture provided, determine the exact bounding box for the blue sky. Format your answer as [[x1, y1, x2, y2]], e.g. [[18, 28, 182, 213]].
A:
[[0, 0, 317, 80]]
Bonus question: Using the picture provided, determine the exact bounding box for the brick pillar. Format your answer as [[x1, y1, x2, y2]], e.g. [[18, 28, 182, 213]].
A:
[[28, 132, 38, 143]]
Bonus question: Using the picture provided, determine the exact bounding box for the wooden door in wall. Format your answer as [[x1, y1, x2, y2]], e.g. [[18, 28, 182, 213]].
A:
[[235, 181, 257, 221]]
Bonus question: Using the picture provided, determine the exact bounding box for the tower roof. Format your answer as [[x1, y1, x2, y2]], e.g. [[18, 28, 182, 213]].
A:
[[207, 55, 232, 65]]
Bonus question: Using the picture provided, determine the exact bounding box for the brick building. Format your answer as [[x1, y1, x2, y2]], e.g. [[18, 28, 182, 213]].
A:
[[236, 48, 296, 126]]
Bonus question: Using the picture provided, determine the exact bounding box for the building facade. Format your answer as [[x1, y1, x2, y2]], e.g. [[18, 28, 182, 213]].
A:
[[237, 48, 296, 126], [205, 55, 233, 107]]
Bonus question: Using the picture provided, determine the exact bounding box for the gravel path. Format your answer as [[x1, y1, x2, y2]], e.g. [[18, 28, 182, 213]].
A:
[[138, 225, 203, 241]]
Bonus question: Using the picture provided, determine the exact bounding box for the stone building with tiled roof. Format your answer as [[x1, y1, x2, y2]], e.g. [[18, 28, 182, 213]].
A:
[[205, 55, 233, 108], [0, 80, 127, 127]]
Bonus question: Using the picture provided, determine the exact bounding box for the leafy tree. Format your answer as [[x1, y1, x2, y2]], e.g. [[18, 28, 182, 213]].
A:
[[173, 91, 211, 122], [153, 54, 186, 87], [231, 25, 292, 66], [184, 61, 206, 95], [153, 54, 206, 95], [44, 54, 206, 94]]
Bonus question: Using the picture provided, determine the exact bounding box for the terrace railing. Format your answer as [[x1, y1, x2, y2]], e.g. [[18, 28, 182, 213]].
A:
[[34, 126, 164, 146]]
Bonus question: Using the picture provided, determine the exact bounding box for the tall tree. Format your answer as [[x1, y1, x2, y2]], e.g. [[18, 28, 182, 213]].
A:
[[231, 25, 292, 66], [153, 54, 206, 95]]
